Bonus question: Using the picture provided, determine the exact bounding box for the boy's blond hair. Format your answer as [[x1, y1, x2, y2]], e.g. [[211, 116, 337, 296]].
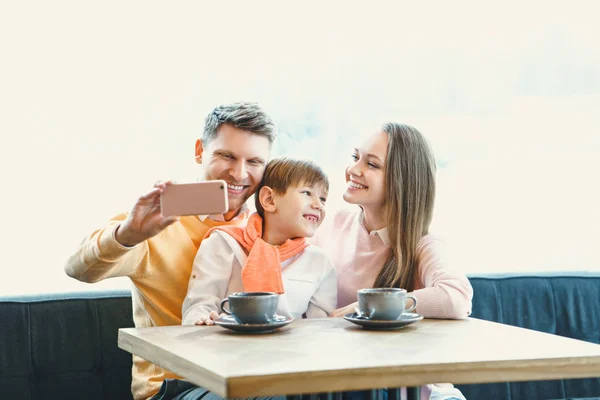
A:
[[255, 157, 329, 218]]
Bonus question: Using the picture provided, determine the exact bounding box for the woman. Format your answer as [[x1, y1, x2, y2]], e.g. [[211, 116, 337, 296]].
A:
[[317, 123, 473, 400]]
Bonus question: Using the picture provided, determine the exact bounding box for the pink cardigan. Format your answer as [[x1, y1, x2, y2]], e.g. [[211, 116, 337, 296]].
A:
[[315, 207, 473, 319]]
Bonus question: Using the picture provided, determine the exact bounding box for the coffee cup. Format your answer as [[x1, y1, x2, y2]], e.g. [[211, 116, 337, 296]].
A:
[[357, 288, 417, 321], [219, 292, 279, 324]]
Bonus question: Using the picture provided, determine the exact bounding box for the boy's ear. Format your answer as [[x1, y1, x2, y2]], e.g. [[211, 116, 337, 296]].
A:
[[195, 139, 203, 164], [259, 186, 277, 213]]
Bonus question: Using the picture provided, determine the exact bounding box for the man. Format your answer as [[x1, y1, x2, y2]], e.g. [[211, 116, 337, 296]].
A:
[[65, 102, 276, 400]]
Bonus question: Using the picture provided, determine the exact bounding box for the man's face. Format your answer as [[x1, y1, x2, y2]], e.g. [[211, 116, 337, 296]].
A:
[[197, 124, 271, 218]]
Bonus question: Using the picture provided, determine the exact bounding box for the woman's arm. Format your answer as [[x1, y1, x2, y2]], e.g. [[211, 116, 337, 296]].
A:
[[412, 237, 473, 319]]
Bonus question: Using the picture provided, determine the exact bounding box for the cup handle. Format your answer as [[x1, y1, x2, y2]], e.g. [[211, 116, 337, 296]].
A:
[[405, 295, 417, 313], [219, 298, 231, 315]]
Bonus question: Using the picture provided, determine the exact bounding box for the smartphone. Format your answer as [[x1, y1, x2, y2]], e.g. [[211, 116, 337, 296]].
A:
[[160, 180, 229, 217]]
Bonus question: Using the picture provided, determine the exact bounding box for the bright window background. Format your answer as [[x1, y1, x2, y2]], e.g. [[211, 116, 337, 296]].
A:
[[1, 1, 599, 295]]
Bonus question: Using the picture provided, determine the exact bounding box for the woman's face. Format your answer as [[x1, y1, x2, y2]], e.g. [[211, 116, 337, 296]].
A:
[[343, 129, 388, 209]]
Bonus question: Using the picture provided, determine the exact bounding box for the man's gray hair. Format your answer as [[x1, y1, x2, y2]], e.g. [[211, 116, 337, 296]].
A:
[[202, 102, 276, 145]]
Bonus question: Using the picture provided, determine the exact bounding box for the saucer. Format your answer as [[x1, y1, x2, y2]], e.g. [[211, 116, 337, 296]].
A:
[[343, 312, 424, 330], [214, 314, 294, 334]]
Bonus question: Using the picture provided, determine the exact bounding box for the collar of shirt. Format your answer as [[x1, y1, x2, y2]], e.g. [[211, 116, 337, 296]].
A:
[[198, 203, 249, 223], [358, 210, 390, 246], [370, 226, 390, 246]]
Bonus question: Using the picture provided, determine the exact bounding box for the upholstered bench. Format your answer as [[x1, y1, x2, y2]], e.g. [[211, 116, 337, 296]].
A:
[[457, 273, 600, 399], [1, 273, 599, 400], [0, 290, 134, 400]]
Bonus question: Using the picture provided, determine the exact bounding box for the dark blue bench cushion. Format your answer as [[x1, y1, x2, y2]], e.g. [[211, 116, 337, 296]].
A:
[[2, 275, 599, 400], [0, 291, 134, 400], [456, 274, 600, 400]]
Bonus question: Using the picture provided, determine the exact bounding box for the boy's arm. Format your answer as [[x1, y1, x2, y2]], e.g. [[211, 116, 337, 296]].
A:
[[64, 213, 150, 282], [304, 257, 338, 318], [182, 232, 234, 325]]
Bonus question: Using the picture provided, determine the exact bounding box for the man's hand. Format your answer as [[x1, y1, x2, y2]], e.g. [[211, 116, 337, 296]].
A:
[[330, 302, 358, 318], [115, 181, 179, 247], [194, 311, 220, 326]]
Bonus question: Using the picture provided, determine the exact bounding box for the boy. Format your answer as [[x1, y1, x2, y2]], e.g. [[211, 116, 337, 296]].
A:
[[182, 157, 337, 325]]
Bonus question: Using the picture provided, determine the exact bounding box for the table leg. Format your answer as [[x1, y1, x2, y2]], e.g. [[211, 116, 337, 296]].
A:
[[387, 388, 401, 400], [406, 386, 420, 400], [286, 395, 335, 400], [318, 392, 342, 400], [287, 390, 385, 400]]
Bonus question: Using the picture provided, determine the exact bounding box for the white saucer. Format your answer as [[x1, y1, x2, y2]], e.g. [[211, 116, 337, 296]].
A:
[[343, 312, 424, 330], [214, 314, 294, 333]]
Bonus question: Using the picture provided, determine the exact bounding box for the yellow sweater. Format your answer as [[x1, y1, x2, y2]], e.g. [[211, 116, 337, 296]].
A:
[[65, 212, 247, 400]]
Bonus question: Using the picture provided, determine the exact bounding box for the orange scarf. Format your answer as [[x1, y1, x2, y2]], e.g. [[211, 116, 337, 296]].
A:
[[205, 213, 308, 294]]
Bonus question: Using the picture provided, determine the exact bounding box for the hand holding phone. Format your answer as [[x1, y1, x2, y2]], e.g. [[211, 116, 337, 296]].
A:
[[116, 181, 180, 247], [160, 180, 229, 217]]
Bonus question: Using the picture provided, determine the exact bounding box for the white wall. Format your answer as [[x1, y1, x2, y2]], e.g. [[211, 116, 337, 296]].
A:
[[1, 1, 599, 295]]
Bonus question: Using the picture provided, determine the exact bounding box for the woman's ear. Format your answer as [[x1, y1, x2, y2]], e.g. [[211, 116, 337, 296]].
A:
[[259, 186, 277, 213], [195, 139, 203, 164]]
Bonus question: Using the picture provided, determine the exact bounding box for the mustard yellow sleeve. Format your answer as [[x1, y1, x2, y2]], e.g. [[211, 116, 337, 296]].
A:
[[64, 213, 150, 283]]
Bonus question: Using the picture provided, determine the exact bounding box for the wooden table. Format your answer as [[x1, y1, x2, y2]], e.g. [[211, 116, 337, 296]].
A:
[[118, 317, 600, 399]]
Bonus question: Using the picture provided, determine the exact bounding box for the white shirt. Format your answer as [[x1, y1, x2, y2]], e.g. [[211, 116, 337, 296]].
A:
[[182, 230, 338, 325]]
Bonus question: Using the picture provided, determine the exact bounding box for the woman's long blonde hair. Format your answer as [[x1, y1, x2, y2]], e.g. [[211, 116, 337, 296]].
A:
[[372, 123, 436, 292]]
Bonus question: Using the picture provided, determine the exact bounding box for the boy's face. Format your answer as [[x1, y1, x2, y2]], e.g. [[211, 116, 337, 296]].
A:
[[272, 182, 328, 239]]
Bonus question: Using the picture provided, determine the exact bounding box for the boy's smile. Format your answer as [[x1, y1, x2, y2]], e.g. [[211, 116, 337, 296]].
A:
[[303, 213, 320, 223]]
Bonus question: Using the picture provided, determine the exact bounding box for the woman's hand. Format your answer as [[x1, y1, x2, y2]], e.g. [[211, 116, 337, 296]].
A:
[[330, 302, 358, 318], [194, 311, 220, 326]]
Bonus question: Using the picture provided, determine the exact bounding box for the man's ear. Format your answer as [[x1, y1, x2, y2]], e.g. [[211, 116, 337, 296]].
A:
[[259, 186, 277, 213], [195, 139, 203, 164]]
